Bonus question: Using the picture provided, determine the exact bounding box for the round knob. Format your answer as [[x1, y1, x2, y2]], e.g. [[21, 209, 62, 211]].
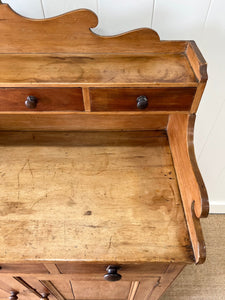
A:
[[136, 95, 148, 110], [25, 96, 38, 109], [40, 293, 50, 300], [104, 265, 122, 282], [9, 291, 19, 300]]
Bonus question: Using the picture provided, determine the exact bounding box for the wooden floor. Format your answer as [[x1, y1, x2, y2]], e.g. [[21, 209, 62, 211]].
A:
[[161, 214, 225, 300]]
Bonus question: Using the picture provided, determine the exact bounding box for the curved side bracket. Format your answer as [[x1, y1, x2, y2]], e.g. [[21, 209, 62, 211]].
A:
[[167, 114, 209, 264]]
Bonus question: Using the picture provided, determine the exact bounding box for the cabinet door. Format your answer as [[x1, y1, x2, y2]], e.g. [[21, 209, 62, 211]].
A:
[[71, 279, 160, 300], [40, 277, 161, 300]]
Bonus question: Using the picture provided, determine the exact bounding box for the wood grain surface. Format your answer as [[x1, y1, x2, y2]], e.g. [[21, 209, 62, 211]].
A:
[[0, 88, 84, 111], [0, 131, 193, 264], [0, 112, 169, 131], [0, 5, 188, 55], [186, 41, 208, 113], [90, 87, 196, 111], [167, 114, 209, 264], [0, 54, 197, 88]]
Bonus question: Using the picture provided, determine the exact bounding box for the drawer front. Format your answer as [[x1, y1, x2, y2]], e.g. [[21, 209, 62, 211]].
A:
[[56, 263, 168, 278], [0, 264, 49, 274], [90, 87, 196, 111], [0, 88, 84, 111]]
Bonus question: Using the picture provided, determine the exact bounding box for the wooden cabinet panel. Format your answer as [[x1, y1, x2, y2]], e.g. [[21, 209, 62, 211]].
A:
[[71, 280, 131, 300], [0, 88, 84, 111], [90, 87, 196, 112]]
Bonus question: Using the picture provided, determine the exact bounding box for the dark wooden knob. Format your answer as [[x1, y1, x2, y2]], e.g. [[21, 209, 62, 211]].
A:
[[40, 293, 50, 300], [9, 291, 19, 300], [136, 95, 148, 109], [25, 96, 38, 109], [104, 265, 122, 282]]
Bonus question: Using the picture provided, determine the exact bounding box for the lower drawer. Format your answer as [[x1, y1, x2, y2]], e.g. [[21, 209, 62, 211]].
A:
[[0, 87, 84, 111], [90, 87, 196, 111]]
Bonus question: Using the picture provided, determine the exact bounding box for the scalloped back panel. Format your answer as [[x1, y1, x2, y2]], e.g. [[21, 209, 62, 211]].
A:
[[0, 4, 187, 54]]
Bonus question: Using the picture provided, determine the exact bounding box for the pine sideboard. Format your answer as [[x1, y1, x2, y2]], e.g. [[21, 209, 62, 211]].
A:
[[0, 4, 209, 300]]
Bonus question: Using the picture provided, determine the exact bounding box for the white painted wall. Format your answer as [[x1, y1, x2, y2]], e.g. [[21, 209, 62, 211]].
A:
[[1, 0, 225, 213]]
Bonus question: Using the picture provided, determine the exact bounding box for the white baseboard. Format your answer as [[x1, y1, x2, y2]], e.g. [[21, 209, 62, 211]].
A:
[[210, 202, 225, 214]]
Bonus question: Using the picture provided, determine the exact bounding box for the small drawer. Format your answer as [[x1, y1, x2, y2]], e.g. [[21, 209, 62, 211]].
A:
[[90, 87, 196, 111], [0, 88, 84, 111], [56, 262, 168, 279], [0, 264, 49, 274]]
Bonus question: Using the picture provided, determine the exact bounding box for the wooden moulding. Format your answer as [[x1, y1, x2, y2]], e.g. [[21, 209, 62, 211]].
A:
[[167, 114, 209, 264]]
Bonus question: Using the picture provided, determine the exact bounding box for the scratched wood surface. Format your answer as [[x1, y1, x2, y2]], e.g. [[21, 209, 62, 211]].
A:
[[0, 53, 197, 88], [0, 131, 193, 263]]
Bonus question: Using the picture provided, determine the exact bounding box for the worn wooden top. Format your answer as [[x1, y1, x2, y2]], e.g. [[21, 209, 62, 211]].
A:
[[0, 53, 197, 88], [0, 131, 193, 264]]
